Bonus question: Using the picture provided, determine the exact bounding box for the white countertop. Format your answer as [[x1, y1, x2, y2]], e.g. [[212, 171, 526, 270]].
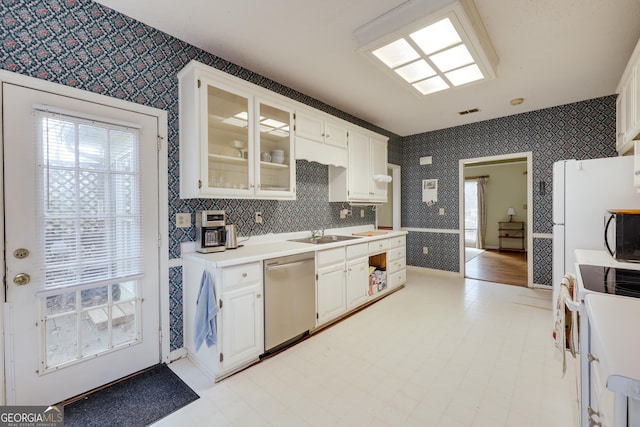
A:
[[182, 226, 408, 267], [575, 249, 640, 271], [584, 293, 640, 397]]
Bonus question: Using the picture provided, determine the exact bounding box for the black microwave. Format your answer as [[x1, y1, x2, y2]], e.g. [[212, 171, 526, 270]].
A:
[[605, 209, 640, 263]]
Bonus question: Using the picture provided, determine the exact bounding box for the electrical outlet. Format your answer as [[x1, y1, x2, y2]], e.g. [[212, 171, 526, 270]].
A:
[[175, 213, 191, 228], [255, 211, 263, 224], [360, 209, 365, 218], [439, 208, 445, 215], [340, 210, 346, 219], [423, 247, 429, 254]]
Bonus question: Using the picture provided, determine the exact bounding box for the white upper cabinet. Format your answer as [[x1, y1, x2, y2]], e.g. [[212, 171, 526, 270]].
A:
[[294, 109, 348, 168], [369, 135, 389, 202], [329, 130, 389, 204], [616, 37, 640, 155], [295, 111, 348, 148], [178, 61, 295, 199], [254, 98, 295, 197], [346, 131, 370, 200]]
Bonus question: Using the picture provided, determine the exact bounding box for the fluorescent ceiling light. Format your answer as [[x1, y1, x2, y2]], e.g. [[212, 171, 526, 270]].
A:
[[355, 0, 498, 96], [395, 60, 436, 83], [446, 63, 484, 86], [372, 39, 420, 68], [413, 76, 449, 95], [410, 18, 460, 55], [429, 44, 474, 72]]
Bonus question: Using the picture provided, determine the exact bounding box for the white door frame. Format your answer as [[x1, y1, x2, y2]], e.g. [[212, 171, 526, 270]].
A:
[[458, 152, 533, 287], [389, 163, 401, 230], [0, 70, 170, 404]]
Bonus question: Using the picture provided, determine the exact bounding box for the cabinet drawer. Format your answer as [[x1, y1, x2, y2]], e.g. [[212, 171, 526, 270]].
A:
[[387, 246, 406, 261], [387, 257, 406, 274], [389, 270, 406, 288], [346, 243, 368, 260], [368, 239, 389, 254], [221, 262, 261, 288], [317, 247, 345, 267], [388, 235, 406, 248]]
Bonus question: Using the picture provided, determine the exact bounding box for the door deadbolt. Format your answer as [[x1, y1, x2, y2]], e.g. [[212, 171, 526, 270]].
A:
[[13, 248, 30, 259], [13, 273, 30, 286]]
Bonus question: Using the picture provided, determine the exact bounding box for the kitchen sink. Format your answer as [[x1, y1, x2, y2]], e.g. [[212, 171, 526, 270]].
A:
[[288, 235, 362, 244]]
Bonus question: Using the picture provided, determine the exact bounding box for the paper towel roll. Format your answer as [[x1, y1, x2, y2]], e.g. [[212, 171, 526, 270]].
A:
[[373, 174, 392, 183]]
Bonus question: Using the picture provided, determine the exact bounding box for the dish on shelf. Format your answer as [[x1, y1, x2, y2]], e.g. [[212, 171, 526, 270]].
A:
[[270, 149, 285, 164]]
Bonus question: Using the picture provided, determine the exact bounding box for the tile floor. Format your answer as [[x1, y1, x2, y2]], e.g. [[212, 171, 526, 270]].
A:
[[156, 269, 579, 426]]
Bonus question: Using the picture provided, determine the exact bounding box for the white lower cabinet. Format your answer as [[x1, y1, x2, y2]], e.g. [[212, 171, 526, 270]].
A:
[[183, 257, 264, 381], [387, 241, 407, 289], [316, 236, 407, 327], [346, 257, 369, 309], [316, 261, 346, 325], [220, 280, 264, 373]]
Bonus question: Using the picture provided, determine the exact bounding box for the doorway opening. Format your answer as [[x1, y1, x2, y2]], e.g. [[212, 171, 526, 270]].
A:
[[377, 164, 401, 230], [459, 153, 532, 287]]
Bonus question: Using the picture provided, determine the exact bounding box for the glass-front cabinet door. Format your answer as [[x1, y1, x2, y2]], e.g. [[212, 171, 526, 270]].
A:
[[255, 98, 295, 198], [200, 78, 253, 197]]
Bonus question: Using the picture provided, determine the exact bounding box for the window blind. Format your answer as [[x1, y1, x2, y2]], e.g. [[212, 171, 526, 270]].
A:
[[35, 109, 143, 290]]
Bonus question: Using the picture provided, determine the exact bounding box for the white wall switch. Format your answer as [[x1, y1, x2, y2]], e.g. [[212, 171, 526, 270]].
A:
[[255, 211, 263, 224], [175, 213, 191, 228], [439, 208, 445, 215], [360, 209, 365, 218], [423, 247, 428, 254], [340, 210, 346, 219]]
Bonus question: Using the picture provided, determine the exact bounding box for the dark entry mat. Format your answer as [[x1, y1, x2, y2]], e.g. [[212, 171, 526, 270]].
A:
[[62, 363, 199, 426]]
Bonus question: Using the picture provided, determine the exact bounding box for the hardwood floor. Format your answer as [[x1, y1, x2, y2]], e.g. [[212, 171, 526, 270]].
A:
[[465, 249, 528, 286]]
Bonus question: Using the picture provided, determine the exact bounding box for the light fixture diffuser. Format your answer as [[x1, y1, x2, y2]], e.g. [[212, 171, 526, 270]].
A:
[[409, 18, 461, 55], [395, 60, 436, 83], [372, 39, 420, 69], [446, 64, 484, 86], [413, 76, 449, 95], [355, 0, 498, 96], [429, 44, 474, 72]]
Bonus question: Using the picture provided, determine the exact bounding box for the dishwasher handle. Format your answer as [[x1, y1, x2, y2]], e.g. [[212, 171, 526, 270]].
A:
[[265, 260, 312, 271]]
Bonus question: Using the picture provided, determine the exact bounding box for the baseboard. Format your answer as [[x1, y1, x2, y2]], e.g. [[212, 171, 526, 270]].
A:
[[407, 265, 460, 277], [169, 348, 187, 362]]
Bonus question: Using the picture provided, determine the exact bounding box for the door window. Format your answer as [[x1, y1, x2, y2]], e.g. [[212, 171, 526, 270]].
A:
[[36, 110, 143, 372]]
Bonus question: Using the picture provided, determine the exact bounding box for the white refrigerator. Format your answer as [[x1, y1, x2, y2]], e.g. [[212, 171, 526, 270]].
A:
[[552, 156, 640, 297]]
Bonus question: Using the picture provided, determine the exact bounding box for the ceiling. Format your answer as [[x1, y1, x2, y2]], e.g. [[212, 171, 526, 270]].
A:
[[93, 0, 640, 137]]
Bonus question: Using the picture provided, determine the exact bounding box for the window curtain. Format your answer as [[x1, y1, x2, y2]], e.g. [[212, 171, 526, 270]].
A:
[[476, 177, 488, 249]]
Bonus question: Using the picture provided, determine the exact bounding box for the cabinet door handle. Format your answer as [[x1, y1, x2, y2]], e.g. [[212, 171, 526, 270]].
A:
[[635, 170, 640, 176], [242, 273, 247, 278], [587, 353, 599, 363], [256, 294, 262, 299]]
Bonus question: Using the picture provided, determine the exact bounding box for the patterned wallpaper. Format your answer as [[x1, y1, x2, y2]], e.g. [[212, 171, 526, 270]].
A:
[[0, 0, 620, 350], [402, 96, 618, 284], [0, 0, 394, 350]]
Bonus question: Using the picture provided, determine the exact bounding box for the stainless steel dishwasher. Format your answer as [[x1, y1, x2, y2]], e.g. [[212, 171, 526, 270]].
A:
[[264, 252, 316, 353]]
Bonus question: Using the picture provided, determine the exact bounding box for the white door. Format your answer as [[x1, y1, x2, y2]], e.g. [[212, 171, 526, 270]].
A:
[[345, 258, 368, 309], [3, 83, 160, 405], [347, 131, 370, 201], [369, 136, 387, 202], [316, 264, 346, 325], [220, 282, 263, 373]]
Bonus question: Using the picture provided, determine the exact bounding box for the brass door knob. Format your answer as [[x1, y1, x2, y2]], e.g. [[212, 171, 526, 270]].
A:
[[13, 273, 30, 286]]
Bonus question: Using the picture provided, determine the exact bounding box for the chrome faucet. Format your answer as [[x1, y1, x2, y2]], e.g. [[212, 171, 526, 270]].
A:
[[311, 228, 325, 239]]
